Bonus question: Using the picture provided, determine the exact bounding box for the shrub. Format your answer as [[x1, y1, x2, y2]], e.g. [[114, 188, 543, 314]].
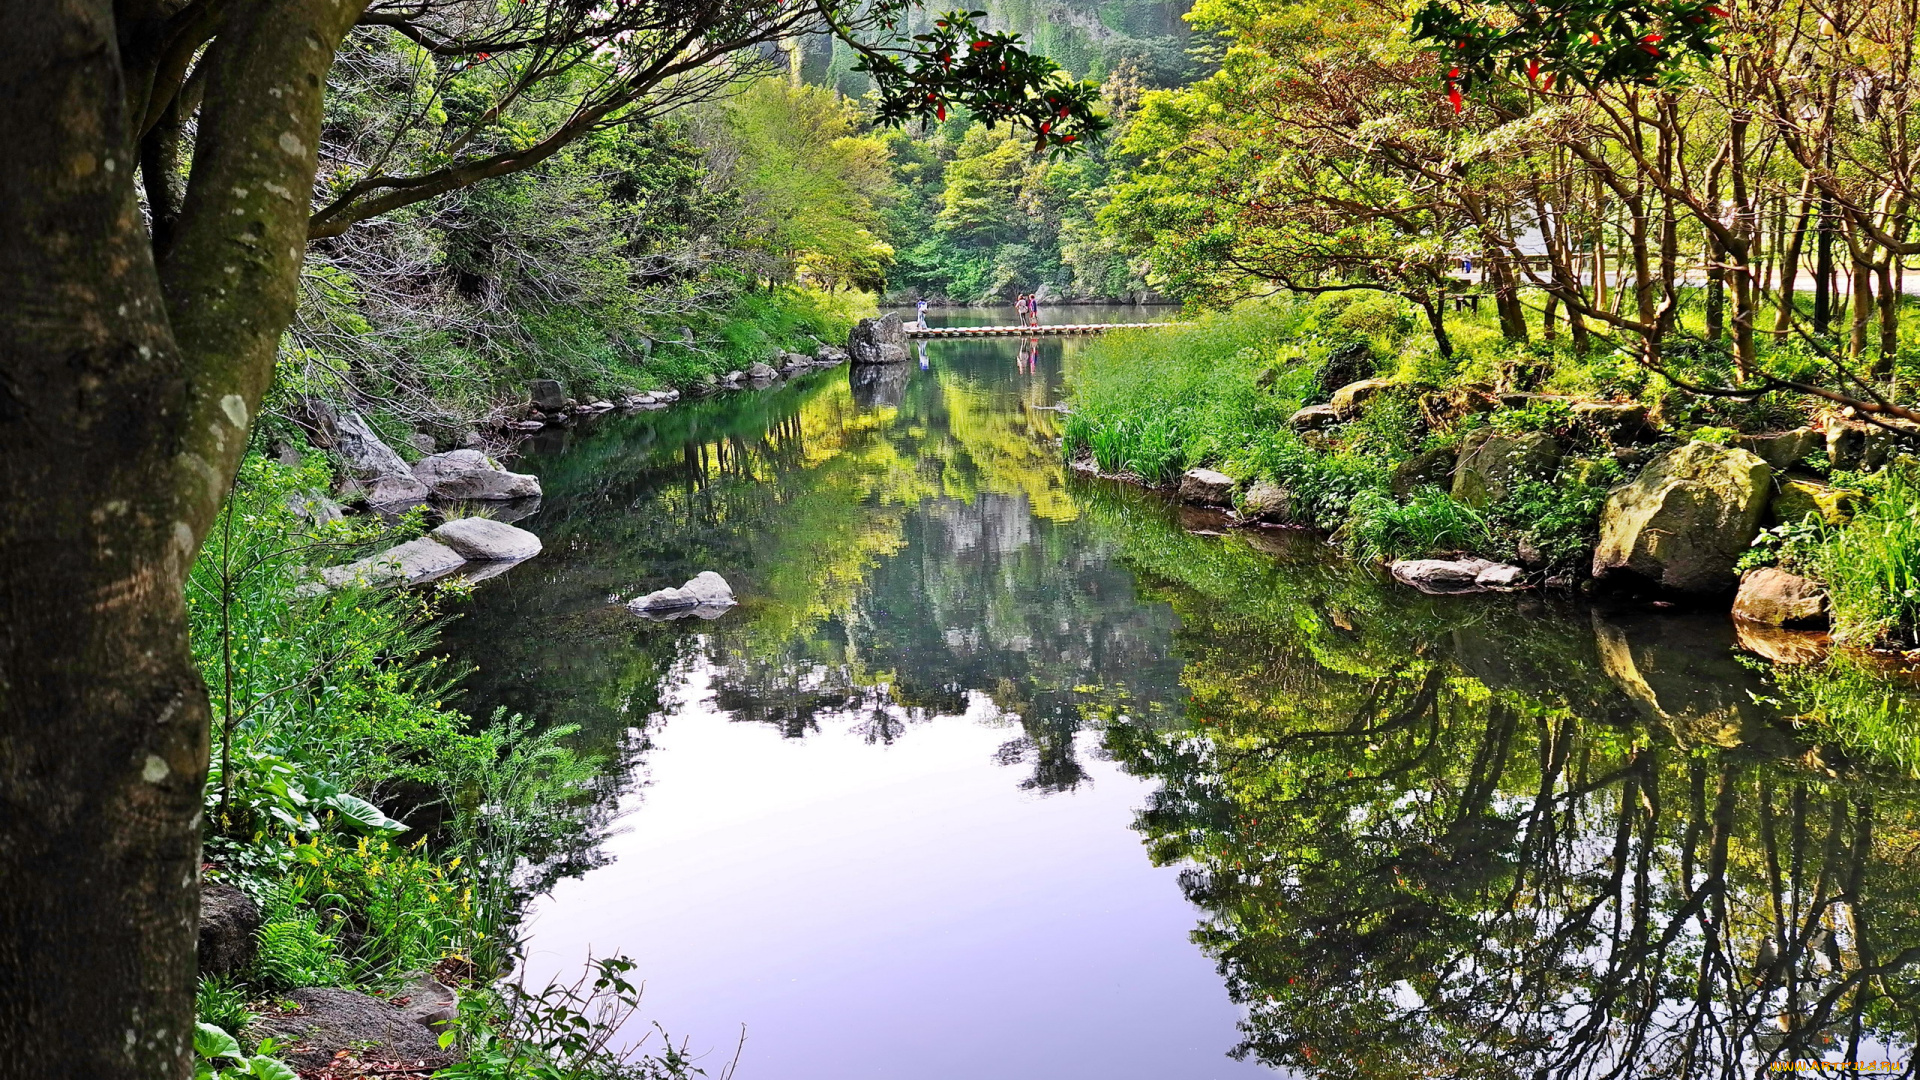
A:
[[1338, 487, 1489, 563], [1485, 459, 1621, 570]]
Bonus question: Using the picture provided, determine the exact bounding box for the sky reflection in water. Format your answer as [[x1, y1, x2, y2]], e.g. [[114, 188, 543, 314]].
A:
[[443, 307, 1920, 1079]]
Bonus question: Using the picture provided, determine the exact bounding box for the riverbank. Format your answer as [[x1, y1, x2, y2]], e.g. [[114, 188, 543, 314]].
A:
[[1060, 295, 1920, 658]]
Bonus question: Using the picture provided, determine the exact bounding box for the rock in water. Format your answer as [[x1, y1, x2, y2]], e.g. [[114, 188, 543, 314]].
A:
[[197, 883, 261, 979], [1451, 430, 1562, 509], [1592, 442, 1772, 593], [747, 361, 779, 381], [1732, 567, 1830, 628], [627, 571, 737, 619], [250, 987, 449, 1071], [320, 537, 466, 590], [529, 378, 567, 412], [1179, 468, 1237, 506], [431, 517, 542, 561], [412, 449, 542, 500], [1390, 557, 1528, 594], [847, 313, 909, 364], [1239, 479, 1294, 523]]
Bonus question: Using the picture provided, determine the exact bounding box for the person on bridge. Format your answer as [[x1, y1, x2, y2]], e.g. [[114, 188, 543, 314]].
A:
[[916, 297, 930, 329]]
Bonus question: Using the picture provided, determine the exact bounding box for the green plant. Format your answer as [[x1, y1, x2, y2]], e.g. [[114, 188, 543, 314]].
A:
[[1812, 466, 1920, 646], [437, 957, 727, 1080], [1338, 487, 1489, 563], [197, 977, 255, 1038], [1737, 517, 1828, 574], [1489, 399, 1571, 437], [1485, 459, 1620, 570], [194, 1024, 295, 1080], [254, 904, 350, 990]]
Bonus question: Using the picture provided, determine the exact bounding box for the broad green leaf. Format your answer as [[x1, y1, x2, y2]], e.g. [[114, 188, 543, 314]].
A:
[[194, 1022, 242, 1062], [244, 1057, 298, 1080], [322, 792, 407, 835]]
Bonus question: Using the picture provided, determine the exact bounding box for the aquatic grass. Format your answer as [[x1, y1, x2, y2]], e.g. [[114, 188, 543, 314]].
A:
[[1337, 487, 1489, 564]]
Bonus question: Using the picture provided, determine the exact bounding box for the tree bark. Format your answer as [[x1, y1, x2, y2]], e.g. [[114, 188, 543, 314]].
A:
[[0, 4, 364, 1078]]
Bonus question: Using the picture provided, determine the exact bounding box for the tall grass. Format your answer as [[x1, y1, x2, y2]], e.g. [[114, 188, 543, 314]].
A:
[[1816, 467, 1920, 647], [1337, 487, 1490, 563]]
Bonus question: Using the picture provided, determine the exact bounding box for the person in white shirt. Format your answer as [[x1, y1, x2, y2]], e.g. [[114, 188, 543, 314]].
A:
[[916, 298, 929, 329]]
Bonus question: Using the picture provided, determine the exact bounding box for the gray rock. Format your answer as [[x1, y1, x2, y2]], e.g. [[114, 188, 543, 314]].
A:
[[1389, 557, 1528, 594], [584, 400, 614, 412], [412, 450, 542, 501], [529, 379, 567, 412], [747, 362, 779, 381], [1733, 427, 1820, 471], [814, 344, 850, 365], [393, 971, 459, 1033], [408, 432, 437, 455], [1452, 430, 1562, 508], [506, 420, 546, 432], [320, 537, 466, 590], [332, 410, 429, 506], [627, 571, 737, 619], [1329, 378, 1395, 420], [1391, 446, 1456, 497], [1179, 467, 1237, 506], [1572, 401, 1650, 442], [430, 517, 541, 561], [1732, 567, 1830, 628], [1239, 480, 1294, 523], [287, 490, 345, 527], [1592, 442, 1773, 593], [250, 986, 448, 1071], [1288, 404, 1341, 431], [197, 883, 261, 979], [848, 313, 909, 364]]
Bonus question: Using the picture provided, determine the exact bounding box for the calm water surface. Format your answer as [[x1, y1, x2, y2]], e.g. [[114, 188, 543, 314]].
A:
[[442, 306, 1920, 1078]]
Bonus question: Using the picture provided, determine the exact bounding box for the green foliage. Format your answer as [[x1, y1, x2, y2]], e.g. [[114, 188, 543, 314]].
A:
[[196, 978, 255, 1039], [1410, 0, 1727, 93], [254, 904, 350, 990], [1811, 467, 1920, 647], [1485, 459, 1620, 569], [1338, 487, 1489, 563], [194, 1024, 295, 1080], [1489, 398, 1572, 436]]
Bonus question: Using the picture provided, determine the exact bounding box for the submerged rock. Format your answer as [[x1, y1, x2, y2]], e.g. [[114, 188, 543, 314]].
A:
[[1732, 567, 1830, 629], [412, 450, 542, 500], [627, 571, 737, 619], [430, 517, 541, 561], [1179, 467, 1236, 507], [1592, 442, 1772, 594], [1389, 557, 1527, 594], [250, 986, 449, 1072]]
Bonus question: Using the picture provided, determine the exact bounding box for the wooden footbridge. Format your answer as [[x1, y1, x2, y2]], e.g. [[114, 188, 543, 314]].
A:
[[905, 322, 1187, 339]]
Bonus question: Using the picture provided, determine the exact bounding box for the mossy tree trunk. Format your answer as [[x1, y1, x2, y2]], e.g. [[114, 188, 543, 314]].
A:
[[0, 3, 366, 1077]]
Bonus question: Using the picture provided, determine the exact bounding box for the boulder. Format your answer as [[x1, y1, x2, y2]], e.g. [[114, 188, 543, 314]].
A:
[[1329, 378, 1395, 420], [286, 490, 345, 527], [319, 537, 466, 590], [1238, 480, 1294, 523], [529, 379, 567, 412], [1315, 341, 1377, 399], [1591, 442, 1773, 593], [430, 518, 541, 561], [1288, 404, 1341, 431], [627, 571, 737, 619], [408, 432, 437, 455], [1572, 401, 1650, 443], [747, 362, 779, 381], [392, 971, 459, 1033], [848, 313, 909, 365], [1732, 567, 1830, 628], [333, 410, 430, 507], [814, 344, 850, 365], [1734, 427, 1820, 471], [1179, 467, 1236, 507], [1391, 445, 1456, 497], [250, 986, 449, 1072], [1769, 478, 1862, 526], [412, 450, 542, 501], [197, 883, 261, 979], [1451, 430, 1562, 508], [1389, 557, 1528, 595], [1824, 418, 1915, 472]]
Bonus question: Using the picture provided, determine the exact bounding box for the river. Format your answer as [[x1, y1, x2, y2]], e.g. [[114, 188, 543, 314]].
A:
[[440, 306, 1920, 1079]]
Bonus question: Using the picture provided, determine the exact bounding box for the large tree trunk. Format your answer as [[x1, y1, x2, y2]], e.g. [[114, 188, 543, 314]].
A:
[[0, 4, 363, 1078]]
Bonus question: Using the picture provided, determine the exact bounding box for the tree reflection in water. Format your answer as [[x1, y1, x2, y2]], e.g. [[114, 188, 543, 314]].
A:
[[1105, 578, 1920, 1079]]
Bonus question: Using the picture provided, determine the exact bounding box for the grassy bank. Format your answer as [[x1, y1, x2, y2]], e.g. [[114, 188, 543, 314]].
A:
[[1062, 292, 1920, 649], [189, 455, 691, 1078]]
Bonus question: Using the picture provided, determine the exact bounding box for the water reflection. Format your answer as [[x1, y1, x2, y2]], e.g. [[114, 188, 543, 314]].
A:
[[443, 308, 1920, 1076]]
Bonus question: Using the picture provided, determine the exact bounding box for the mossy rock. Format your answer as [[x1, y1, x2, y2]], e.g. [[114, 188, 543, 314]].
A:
[[1451, 430, 1562, 508], [1768, 478, 1862, 526], [1391, 445, 1456, 497], [1591, 442, 1773, 594], [1329, 377, 1396, 420]]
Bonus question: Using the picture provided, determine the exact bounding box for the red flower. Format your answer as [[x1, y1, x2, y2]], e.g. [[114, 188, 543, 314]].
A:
[[1448, 85, 1464, 112]]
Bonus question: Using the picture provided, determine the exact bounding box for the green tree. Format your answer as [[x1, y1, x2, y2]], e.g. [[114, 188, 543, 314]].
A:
[[0, 4, 1100, 1076]]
